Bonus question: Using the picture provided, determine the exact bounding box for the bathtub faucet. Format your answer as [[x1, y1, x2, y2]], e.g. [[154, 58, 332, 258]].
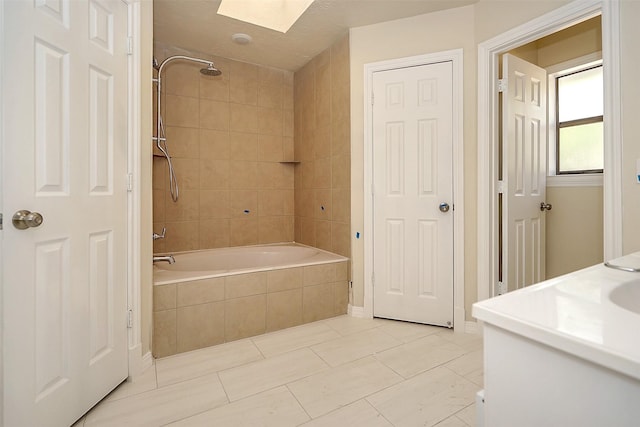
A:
[[153, 255, 175, 264]]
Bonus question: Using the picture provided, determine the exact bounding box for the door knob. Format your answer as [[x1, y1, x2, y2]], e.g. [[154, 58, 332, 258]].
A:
[[439, 203, 450, 213], [540, 202, 552, 212], [12, 210, 44, 229]]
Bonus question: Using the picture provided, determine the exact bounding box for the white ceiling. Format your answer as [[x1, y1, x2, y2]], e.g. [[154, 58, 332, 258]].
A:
[[153, 0, 478, 71]]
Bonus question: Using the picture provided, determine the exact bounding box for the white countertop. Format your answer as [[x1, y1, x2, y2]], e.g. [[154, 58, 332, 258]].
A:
[[473, 253, 640, 381]]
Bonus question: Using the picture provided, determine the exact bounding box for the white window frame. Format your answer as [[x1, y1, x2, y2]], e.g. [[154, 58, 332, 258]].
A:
[[547, 52, 603, 187]]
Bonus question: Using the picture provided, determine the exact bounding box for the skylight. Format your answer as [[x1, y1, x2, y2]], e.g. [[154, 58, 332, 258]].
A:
[[217, 0, 315, 33]]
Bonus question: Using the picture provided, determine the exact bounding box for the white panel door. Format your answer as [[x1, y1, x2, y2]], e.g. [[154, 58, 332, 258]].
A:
[[372, 62, 454, 327], [2, 0, 129, 425], [502, 54, 548, 292]]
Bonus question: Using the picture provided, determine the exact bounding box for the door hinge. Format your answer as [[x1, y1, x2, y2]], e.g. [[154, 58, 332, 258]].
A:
[[0, 213, 3, 230], [371, 91, 375, 105], [127, 173, 133, 192], [127, 309, 133, 328], [496, 281, 506, 295], [497, 78, 507, 93], [497, 180, 504, 194], [127, 37, 134, 55]]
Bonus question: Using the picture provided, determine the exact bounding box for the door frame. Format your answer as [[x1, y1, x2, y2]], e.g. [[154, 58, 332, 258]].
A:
[[364, 50, 465, 331], [477, 0, 622, 302]]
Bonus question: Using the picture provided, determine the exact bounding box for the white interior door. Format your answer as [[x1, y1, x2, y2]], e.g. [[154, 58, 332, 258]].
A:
[[372, 62, 454, 327], [502, 53, 548, 293], [2, 0, 129, 425]]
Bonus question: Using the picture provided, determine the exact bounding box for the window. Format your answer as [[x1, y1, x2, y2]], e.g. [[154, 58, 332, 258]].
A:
[[555, 64, 603, 174]]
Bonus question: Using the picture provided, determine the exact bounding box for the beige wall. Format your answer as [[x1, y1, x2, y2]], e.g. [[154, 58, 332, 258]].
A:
[[510, 16, 602, 67], [293, 35, 351, 259], [349, 6, 477, 314], [152, 49, 295, 253], [546, 186, 603, 278]]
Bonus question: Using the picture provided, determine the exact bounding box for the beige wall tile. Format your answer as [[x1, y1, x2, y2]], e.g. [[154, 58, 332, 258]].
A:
[[335, 262, 348, 281], [314, 126, 331, 160], [230, 61, 258, 84], [259, 67, 284, 86], [258, 190, 285, 216], [283, 86, 294, 111], [258, 84, 283, 109], [298, 217, 316, 247], [229, 161, 259, 189], [315, 189, 332, 220], [267, 289, 303, 332], [166, 95, 199, 128], [165, 126, 199, 158], [315, 64, 331, 127], [331, 153, 350, 189], [153, 157, 166, 190], [267, 267, 303, 293], [225, 295, 266, 341], [259, 216, 290, 244], [165, 62, 200, 98], [331, 222, 350, 257], [258, 134, 283, 162], [225, 272, 267, 299], [199, 219, 230, 248], [163, 221, 200, 252], [284, 190, 295, 215], [153, 309, 177, 358], [303, 283, 334, 323], [154, 284, 176, 311], [200, 129, 230, 160], [258, 107, 283, 136], [331, 82, 350, 123], [153, 190, 165, 222], [177, 301, 225, 353], [177, 278, 225, 307], [200, 74, 229, 102], [331, 119, 350, 156], [230, 104, 258, 133], [200, 190, 230, 219], [304, 263, 335, 287], [230, 190, 258, 218], [200, 160, 230, 190], [165, 189, 200, 222], [200, 99, 230, 131], [172, 158, 200, 190], [333, 281, 349, 315], [257, 162, 282, 189], [283, 136, 294, 160], [315, 220, 332, 252], [230, 79, 258, 106], [331, 188, 350, 223], [229, 218, 258, 246], [314, 157, 331, 189], [229, 132, 258, 161]]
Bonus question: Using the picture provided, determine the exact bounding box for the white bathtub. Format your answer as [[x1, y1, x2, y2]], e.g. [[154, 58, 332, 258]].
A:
[[153, 242, 348, 286]]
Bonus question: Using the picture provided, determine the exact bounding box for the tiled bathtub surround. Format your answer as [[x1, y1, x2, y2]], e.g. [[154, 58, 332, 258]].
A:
[[153, 261, 349, 357], [293, 35, 351, 258], [153, 47, 295, 253]]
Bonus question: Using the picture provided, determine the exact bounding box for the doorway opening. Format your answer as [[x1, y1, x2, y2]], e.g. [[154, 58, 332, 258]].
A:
[[477, 0, 622, 301]]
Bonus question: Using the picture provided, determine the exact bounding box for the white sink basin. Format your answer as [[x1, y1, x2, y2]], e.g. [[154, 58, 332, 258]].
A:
[[609, 281, 640, 315]]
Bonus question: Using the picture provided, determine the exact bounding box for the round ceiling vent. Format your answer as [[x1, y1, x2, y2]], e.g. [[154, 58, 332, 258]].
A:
[[231, 33, 253, 45]]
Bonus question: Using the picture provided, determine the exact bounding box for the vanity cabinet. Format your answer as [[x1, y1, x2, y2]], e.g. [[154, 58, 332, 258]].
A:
[[474, 256, 640, 427]]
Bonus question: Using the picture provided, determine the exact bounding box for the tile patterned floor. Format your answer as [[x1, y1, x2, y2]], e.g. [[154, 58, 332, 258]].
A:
[[76, 316, 483, 426]]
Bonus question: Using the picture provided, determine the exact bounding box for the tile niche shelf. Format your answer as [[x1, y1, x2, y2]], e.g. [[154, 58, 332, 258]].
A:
[[279, 160, 300, 164]]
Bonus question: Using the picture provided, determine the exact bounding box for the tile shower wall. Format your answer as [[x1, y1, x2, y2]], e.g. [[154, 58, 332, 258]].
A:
[[294, 35, 351, 257], [153, 50, 295, 253]]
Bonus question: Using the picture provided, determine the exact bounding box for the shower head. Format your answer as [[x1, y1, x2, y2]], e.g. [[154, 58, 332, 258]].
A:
[[200, 63, 222, 76]]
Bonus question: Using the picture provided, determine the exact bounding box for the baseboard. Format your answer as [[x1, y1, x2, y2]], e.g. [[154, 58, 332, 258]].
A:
[[348, 304, 366, 318], [128, 345, 154, 379]]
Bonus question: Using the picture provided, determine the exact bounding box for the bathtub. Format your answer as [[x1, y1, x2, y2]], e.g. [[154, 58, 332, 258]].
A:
[[153, 242, 347, 285], [152, 243, 350, 358]]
